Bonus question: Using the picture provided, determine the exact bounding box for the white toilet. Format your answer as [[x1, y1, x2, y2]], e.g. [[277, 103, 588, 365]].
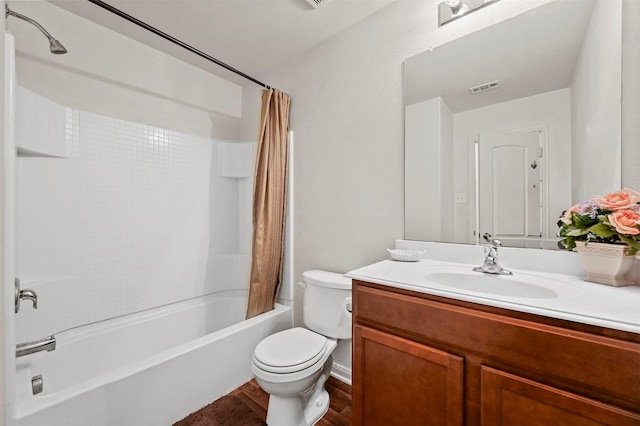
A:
[[251, 270, 352, 426]]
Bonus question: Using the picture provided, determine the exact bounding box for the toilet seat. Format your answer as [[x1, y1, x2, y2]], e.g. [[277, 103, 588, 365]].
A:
[[253, 328, 328, 374]]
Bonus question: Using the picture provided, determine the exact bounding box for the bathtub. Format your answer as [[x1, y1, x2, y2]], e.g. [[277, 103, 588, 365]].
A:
[[11, 291, 292, 426]]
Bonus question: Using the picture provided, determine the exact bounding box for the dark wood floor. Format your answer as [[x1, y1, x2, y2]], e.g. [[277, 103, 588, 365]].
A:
[[230, 376, 352, 426]]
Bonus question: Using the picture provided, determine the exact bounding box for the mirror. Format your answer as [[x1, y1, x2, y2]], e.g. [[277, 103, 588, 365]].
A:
[[404, 0, 622, 249]]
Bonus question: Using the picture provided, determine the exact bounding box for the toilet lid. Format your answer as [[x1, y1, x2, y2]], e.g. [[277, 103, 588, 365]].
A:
[[253, 327, 328, 374]]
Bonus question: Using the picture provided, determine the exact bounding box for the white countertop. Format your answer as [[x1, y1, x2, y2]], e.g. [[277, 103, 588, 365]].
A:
[[346, 258, 640, 334]]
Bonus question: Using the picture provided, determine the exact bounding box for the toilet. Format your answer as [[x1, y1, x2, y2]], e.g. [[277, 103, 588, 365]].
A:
[[251, 270, 352, 426]]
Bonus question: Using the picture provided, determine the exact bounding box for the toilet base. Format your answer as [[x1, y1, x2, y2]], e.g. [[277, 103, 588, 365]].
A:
[[303, 388, 330, 426], [265, 356, 333, 426]]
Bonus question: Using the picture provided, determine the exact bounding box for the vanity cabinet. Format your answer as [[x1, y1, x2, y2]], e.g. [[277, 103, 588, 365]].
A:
[[352, 280, 640, 426]]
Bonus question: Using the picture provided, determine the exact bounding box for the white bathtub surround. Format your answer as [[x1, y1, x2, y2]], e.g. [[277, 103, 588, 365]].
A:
[[218, 141, 256, 178], [279, 131, 296, 306], [5, 3, 259, 424], [15, 87, 66, 158], [11, 293, 292, 426], [4, 32, 19, 426], [14, 86, 256, 342]]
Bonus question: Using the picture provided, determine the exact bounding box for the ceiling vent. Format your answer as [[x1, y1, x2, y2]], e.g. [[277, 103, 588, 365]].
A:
[[305, 0, 333, 9], [468, 80, 500, 95]]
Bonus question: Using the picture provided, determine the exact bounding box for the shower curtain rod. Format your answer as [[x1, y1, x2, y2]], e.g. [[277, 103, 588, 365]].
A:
[[87, 0, 272, 90]]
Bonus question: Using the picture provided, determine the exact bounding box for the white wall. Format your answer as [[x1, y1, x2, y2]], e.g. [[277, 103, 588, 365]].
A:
[[258, 0, 556, 383], [621, 0, 640, 191], [261, 0, 554, 327], [440, 99, 454, 243], [571, 0, 622, 201], [405, 97, 454, 242], [405, 98, 443, 241]]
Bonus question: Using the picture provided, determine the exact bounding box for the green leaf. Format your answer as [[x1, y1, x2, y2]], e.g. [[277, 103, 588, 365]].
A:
[[572, 212, 598, 228], [562, 237, 576, 251], [565, 227, 588, 237], [619, 235, 640, 256], [588, 223, 615, 238], [558, 225, 571, 237]]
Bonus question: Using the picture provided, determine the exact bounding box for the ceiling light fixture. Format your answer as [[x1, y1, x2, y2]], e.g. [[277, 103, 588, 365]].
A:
[[443, 0, 469, 17], [305, 0, 333, 9], [438, 0, 500, 27]]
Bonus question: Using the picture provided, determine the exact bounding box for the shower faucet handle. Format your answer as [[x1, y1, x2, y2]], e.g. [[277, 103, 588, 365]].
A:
[[15, 278, 38, 313]]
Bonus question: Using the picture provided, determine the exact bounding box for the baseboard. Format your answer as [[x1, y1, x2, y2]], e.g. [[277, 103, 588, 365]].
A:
[[331, 363, 352, 385]]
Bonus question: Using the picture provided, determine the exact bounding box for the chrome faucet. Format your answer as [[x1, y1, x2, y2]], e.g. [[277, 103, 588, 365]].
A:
[[473, 234, 512, 275], [15, 278, 38, 313], [16, 336, 56, 358]]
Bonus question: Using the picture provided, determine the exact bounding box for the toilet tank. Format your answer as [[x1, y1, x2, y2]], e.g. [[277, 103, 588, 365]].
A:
[[302, 270, 352, 339]]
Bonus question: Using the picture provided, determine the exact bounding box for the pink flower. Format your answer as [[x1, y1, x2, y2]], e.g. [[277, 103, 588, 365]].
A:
[[596, 188, 640, 211], [608, 209, 640, 236]]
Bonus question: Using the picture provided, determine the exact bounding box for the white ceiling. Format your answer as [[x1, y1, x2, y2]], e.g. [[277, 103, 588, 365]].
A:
[[404, 0, 596, 112], [51, 0, 395, 87]]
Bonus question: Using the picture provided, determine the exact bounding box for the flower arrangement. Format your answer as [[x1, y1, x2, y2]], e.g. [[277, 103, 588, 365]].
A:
[[558, 188, 640, 255]]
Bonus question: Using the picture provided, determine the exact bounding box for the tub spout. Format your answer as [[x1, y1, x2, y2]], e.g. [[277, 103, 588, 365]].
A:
[[16, 336, 56, 357]]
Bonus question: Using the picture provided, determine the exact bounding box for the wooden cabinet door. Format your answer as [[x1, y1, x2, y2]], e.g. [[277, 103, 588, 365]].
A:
[[353, 325, 464, 426], [481, 366, 640, 426]]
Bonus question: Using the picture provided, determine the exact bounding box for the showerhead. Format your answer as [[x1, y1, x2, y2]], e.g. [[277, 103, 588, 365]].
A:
[[49, 38, 68, 55], [6, 5, 68, 55]]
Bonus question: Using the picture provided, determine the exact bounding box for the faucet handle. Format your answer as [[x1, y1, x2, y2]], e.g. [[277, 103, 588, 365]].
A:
[[482, 233, 503, 247], [15, 278, 38, 313]]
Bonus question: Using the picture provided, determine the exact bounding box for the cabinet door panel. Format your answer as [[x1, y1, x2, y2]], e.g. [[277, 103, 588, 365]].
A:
[[481, 366, 640, 426], [353, 325, 464, 426]]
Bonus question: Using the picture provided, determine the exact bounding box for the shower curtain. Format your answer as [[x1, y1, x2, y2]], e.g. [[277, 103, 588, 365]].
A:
[[246, 89, 290, 319]]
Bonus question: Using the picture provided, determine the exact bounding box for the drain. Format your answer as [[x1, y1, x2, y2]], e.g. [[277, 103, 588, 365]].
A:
[[31, 375, 43, 395]]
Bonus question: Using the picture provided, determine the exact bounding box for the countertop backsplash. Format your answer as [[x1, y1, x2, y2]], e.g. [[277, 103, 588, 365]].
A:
[[395, 240, 638, 284]]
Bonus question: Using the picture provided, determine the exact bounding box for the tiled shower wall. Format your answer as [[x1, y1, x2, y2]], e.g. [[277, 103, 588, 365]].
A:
[[15, 86, 255, 341]]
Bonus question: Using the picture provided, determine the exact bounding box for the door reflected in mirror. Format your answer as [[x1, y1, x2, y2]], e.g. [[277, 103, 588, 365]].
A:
[[404, 0, 622, 249], [477, 131, 543, 247]]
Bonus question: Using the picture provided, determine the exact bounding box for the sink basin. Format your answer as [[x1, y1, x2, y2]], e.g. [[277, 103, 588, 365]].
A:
[[424, 272, 559, 299]]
